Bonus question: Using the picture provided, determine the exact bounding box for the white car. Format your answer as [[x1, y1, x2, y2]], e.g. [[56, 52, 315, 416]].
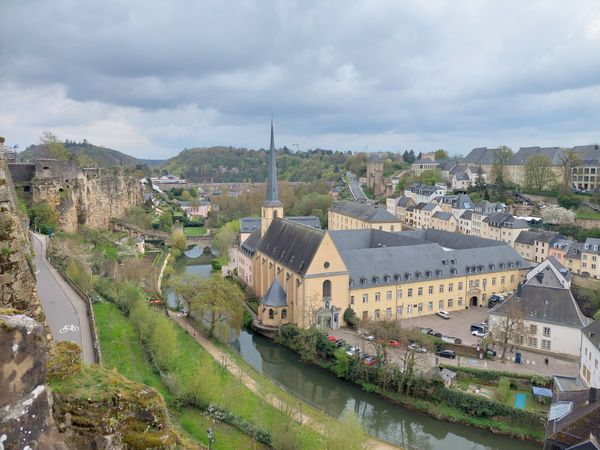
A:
[[472, 330, 489, 338], [437, 310, 451, 319]]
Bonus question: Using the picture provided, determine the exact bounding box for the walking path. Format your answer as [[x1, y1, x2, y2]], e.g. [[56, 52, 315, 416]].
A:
[[169, 312, 399, 450]]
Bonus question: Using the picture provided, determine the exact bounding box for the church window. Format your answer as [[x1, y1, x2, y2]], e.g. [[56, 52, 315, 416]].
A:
[[268, 309, 274, 319], [281, 309, 287, 319]]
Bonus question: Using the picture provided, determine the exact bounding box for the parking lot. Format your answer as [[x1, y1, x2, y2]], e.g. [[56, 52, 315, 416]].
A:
[[397, 307, 490, 345]]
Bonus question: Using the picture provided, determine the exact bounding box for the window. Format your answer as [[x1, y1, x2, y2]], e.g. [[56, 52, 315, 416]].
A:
[[417, 303, 423, 313], [281, 309, 287, 319], [268, 309, 274, 319], [448, 299, 453, 308], [396, 305, 403, 316], [386, 291, 392, 301], [375, 309, 380, 319], [323, 280, 332, 298], [375, 292, 381, 302], [448, 283, 454, 292], [407, 288, 413, 297], [501, 276, 506, 285], [541, 339, 551, 350], [418, 287, 423, 296], [528, 337, 538, 348], [543, 327, 550, 337], [428, 301, 433, 311], [492, 277, 496, 286], [458, 297, 463, 306], [439, 285, 444, 293], [439, 300, 444, 309], [362, 294, 368, 304], [458, 282, 463, 291], [386, 307, 392, 318], [350, 296, 355, 305], [397, 289, 403, 299], [529, 324, 538, 334], [428, 285, 433, 294], [510, 275, 515, 283]]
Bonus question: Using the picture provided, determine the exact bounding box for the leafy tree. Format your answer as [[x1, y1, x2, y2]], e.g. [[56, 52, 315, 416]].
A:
[[180, 190, 192, 201], [171, 229, 187, 253], [331, 348, 351, 378], [213, 219, 240, 260], [322, 411, 369, 450], [558, 194, 582, 209], [434, 149, 449, 160], [40, 132, 71, 160], [524, 154, 555, 191], [560, 149, 581, 193], [171, 273, 245, 338], [343, 307, 359, 329], [474, 166, 486, 192], [158, 211, 173, 232], [491, 145, 513, 183], [407, 150, 416, 164], [419, 169, 443, 185], [30, 201, 58, 234]]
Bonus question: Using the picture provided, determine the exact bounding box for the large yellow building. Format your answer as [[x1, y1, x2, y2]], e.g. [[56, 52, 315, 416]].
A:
[[328, 200, 402, 232], [249, 125, 527, 333]]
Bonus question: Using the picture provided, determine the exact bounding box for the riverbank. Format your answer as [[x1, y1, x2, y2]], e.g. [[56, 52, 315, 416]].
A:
[[275, 324, 546, 444], [170, 313, 394, 450]]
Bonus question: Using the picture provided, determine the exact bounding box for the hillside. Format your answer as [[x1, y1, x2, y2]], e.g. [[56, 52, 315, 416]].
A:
[[162, 146, 395, 183], [20, 140, 161, 168]]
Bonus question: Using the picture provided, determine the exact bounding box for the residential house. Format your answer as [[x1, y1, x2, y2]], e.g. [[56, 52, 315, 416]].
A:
[[489, 258, 588, 357], [548, 239, 575, 265], [459, 210, 473, 235], [581, 238, 600, 279], [479, 212, 529, 246], [514, 230, 564, 263], [411, 158, 438, 177], [436, 160, 459, 180], [439, 193, 474, 219], [404, 183, 447, 204], [571, 144, 600, 191], [412, 202, 441, 229], [564, 242, 584, 275], [431, 211, 458, 232], [386, 195, 415, 223], [328, 200, 402, 232], [180, 200, 211, 218], [462, 147, 499, 181], [506, 146, 565, 188], [580, 318, 600, 389]]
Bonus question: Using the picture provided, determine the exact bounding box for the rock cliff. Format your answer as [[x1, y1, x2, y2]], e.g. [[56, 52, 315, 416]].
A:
[[9, 158, 143, 232]]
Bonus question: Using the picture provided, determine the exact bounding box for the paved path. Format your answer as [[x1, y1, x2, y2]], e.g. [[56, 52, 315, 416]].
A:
[[347, 172, 369, 201], [169, 313, 398, 450], [31, 233, 96, 363]]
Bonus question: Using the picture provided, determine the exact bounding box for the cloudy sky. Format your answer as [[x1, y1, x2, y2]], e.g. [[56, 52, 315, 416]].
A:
[[1, 1, 599, 158]]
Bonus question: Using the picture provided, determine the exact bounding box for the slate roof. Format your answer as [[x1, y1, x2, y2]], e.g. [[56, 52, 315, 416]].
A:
[[460, 210, 473, 220], [395, 196, 414, 207], [240, 217, 261, 233], [546, 388, 600, 449], [582, 318, 600, 349], [509, 146, 564, 165], [414, 158, 435, 164], [490, 282, 588, 329], [572, 144, 600, 165], [329, 229, 426, 252], [241, 228, 262, 255], [484, 212, 529, 229], [329, 200, 400, 223], [566, 242, 585, 260], [264, 121, 282, 207], [583, 238, 600, 254], [515, 230, 563, 245], [261, 278, 287, 307], [437, 160, 458, 172], [401, 228, 504, 249], [285, 215, 321, 229], [463, 147, 499, 165], [422, 203, 439, 212], [547, 256, 573, 282], [515, 230, 539, 245], [453, 171, 470, 181], [442, 193, 473, 209], [406, 183, 445, 195], [257, 217, 325, 276], [368, 154, 384, 164], [432, 211, 454, 221]]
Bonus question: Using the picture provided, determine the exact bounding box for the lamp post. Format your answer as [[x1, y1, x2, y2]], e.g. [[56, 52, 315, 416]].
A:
[[207, 427, 215, 450]]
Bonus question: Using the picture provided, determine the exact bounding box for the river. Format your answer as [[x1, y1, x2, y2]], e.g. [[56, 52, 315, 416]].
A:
[[172, 248, 541, 450]]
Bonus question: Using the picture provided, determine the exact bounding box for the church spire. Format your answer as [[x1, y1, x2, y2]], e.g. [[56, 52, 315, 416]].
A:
[[264, 120, 282, 206]]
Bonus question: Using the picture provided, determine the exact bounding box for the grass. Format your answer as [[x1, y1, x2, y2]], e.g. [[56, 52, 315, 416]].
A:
[[247, 299, 259, 314], [576, 211, 600, 220], [94, 300, 323, 449], [184, 226, 207, 237]]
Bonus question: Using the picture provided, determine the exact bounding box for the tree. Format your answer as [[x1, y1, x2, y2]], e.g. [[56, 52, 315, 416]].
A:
[[171, 273, 244, 338], [158, 212, 173, 232], [213, 219, 240, 260], [343, 307, 359, 329], [474, 166, 486, 192], [407, 150, 416, 164], [541, 205, 576, 225], [419, 169, 443, 185], [434, 149, 449, 160], [30, 201, 58, 234], [524, 155, 555, 192], [180, 190, 192, 201], [490, 299, 527, 360], [491, 145, 513, 183], [40, 132, 70, 160], [402, 150, 410, 163], [322, 410, 369, 450], [171, 229, 187, 253], [560, 149, 581, 193]]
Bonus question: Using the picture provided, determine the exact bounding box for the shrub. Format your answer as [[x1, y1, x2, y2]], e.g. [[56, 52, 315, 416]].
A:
[[495, 378, 511, 403], [47, 341, 82, 381], [343, 307, 359, 329], [211, 258, 222, 271]]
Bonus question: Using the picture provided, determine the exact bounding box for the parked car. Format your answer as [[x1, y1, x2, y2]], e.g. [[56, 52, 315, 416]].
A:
[[420, 327, 433, 335], [388, 339, 401, 347], [408, 343, 427, 353], [346, 346, 360, 357], [435, 349, 456, 359], [363, 356, 378, 366], [471, 330, 489, 338], [488, 295, 503, 308], [335, 339, 346, 348], [362, 334, 374, 341], [437, 310, 451, 319], [327, 335, 337, 342], [427, 329, 442, 338], [442, 335, 462, 344]]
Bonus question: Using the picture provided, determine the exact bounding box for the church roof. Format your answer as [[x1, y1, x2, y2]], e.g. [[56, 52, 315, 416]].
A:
[[285, 215, 321, 229], [240, 217, 261, 233], [329, 200, 400, 223], [241, 228, 262, 255], [264, 121, 282, 207], [257, 217, 325, 276], [261, 278, 288, 307]]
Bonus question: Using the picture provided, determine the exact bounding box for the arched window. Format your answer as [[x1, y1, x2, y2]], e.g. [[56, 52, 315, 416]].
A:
[[281, 309, 287, 319], [268, 309, 274, 319], [323, 280, 332, 298]]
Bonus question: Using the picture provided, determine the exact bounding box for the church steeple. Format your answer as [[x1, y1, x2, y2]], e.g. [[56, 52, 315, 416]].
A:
[[264, 121, 282, 207], [261, 120, 284, 236]]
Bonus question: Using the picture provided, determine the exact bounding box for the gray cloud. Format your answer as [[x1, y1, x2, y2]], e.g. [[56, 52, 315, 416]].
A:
[[1, 0, 599, 158]]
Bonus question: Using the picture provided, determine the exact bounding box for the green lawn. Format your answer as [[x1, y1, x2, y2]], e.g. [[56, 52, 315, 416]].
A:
[[576, 211, 600, 220], [184, 226, 207, 236]]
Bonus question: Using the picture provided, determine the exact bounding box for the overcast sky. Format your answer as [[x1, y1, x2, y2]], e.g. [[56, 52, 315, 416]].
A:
[[1, 1, 599, 158]]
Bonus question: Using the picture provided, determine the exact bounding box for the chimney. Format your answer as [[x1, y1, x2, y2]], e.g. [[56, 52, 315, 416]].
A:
[[535, 272, 544, 284]]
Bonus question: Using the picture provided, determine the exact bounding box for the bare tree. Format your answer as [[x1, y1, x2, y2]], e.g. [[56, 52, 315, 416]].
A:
[[560, 149, 581, 193], [524, 154, 556, 191], [490, 299, 528, 360]]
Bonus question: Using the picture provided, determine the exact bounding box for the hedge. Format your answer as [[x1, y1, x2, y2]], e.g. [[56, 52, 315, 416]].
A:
[[439, 364, 552, 387]]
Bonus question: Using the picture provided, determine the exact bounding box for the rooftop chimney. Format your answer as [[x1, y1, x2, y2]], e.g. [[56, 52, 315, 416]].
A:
[[535, 272, 544, 284]]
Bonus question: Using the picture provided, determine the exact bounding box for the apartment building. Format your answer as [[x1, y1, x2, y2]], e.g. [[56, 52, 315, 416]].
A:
[[328, 200, 402, 232]]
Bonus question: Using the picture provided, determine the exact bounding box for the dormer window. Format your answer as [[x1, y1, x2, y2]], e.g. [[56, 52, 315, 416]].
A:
[[435, 269, 442, 276], [489, 264, 495, 270], [394, 273, 401, 281], [349, 278, 355, 287], [585, 244, 590, 249], [404, 273, 411, 281], [451, 259, 456, 265], [442, 259, 448, 265], [425, 270, 432, 278], [451, 268, 457, 275], [383, 274, 391, 283], [373, 276, 380, 284], [415, 271, 422, 279], [361, 277, 367, 286]]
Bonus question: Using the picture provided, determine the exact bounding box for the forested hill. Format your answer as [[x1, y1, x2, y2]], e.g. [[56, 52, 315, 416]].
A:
[[20, 140, 162, 168], [162, 146, 403, 183]]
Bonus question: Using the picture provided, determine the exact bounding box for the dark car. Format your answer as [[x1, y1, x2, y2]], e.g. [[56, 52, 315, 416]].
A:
[[427, 330, 442, 338], [435, 349, 456, 359], [488, 295, 503, 308], [335, 339, 347, 348], [420, 327, 433, 335]]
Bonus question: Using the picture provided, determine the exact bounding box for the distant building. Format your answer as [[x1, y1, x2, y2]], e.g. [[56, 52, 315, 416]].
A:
[[411, 158, 437, 177], [404, 183, 447, 204], [328, 200, 401, 232], [366, 154, 384, 197], [180, 200, 211, 218]]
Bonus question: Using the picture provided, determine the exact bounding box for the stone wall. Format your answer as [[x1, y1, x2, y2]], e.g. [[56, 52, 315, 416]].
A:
[[9, 159, 143, 232], [575, 217, 600, 230]]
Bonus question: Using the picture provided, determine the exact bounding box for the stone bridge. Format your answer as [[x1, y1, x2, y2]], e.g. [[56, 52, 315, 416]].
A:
[[109, 219, 213, 247]]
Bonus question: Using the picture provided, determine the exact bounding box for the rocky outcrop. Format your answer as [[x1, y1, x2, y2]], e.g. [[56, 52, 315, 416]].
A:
[[0, 313, 68, 450], [9, 159, 143, 232]]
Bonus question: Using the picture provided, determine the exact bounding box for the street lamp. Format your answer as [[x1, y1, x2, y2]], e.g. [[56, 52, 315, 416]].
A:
[[207, 427, 215, 450]]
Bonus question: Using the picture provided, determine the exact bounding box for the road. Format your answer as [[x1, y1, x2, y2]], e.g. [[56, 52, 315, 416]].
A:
[[346, 172, 368, 201], [31, 233, 96, 363]]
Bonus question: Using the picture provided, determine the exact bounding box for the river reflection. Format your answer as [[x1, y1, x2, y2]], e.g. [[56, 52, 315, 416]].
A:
[[232, 330, 541, 450]]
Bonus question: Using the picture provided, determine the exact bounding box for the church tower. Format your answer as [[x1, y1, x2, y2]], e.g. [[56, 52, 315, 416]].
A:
[[261, 121, 284, 236]]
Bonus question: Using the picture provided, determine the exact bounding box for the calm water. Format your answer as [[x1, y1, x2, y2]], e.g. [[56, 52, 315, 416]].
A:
[[177, 252, 542, 450]]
